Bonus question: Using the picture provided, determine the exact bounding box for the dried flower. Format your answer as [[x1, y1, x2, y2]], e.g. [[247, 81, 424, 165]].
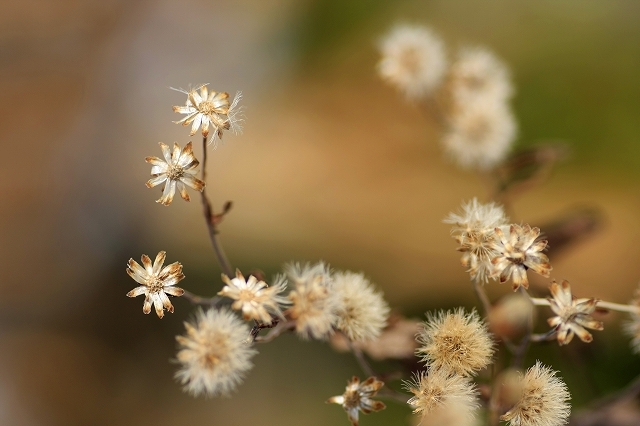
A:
[[285, 262, 339, 340], [490, 224, 552, 290], [333, 271, 390, 342], [444, 198, 509, 283], [404, 369, 479, 422], [547, 280, 603, 345], [501, 361, 571, 426], [416, 308, 494, 376], [447, 46, 513, 107], [175, 308, 257, 397], [172, 84, 243, 145], [218, 270, 289, 323], [327, 376, 386, 426], [145, 141, 205, 206], [126, 251, 185, 318], [441, 100, 517, 170], [378, 25, 447, 99]]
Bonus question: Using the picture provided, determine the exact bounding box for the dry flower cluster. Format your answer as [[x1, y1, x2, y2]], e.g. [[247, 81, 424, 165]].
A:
[[122, 23, 640, 426]]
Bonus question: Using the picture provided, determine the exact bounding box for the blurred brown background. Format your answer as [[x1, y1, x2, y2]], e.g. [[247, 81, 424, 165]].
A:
[[1, 0, 640, 425]]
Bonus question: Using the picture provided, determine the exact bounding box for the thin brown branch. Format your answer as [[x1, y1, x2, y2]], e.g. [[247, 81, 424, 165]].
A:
[[181, 290, 222, 306], [253, 319, 295, 343], [199, 135, 233, 277]]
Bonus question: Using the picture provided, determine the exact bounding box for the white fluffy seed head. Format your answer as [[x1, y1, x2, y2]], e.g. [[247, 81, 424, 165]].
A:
[[174, 308, 257, 397], [332, 271, 390, 342], [285, 261, 340, 340], [378, 24, 448, 100], [501, 361, 571, 426]]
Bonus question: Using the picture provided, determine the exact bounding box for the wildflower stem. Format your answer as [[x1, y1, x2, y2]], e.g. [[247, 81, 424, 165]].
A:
[[473, 281, 492, 317], [199, 135, 234, 277], [182, 290, 222, 306], [377, 388, 410, 404], [253, 319, 295, 343], [351, 344, 376, 378], [529, 297, 640, 314]]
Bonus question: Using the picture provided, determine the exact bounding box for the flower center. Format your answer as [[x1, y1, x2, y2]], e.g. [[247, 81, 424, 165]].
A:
[[167, 165, 185, 181], [147, 276, 165, 293], [199, 101, 217, 115]]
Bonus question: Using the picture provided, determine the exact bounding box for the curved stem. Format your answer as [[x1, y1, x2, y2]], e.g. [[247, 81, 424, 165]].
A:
[[529, 297, 640, 314], [200, 136, 233, 277], [253, 319, 295, 343], [182, 290, 222, 306]]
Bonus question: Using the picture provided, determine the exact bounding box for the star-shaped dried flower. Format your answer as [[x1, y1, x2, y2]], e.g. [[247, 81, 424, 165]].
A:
[[547, 280, 603, 345], [146, 141, 205, 206], [172, 84, 243, 144], [126, 251, 185, 318], [327, 376, 386, 426], [218, 270, 289, 323], [490, 224, 552, 290]]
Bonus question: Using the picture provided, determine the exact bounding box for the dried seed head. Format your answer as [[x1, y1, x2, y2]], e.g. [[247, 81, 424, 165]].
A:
[[327, 376, 386, 426], [378, 24, 448, 99], [332, 271, 390, 342], [174, 308, 257, 397], [285, 262, 339, 340], [404, 369, 479, 423], [500, 361, 571, 426], [416, 308, 494, 376]]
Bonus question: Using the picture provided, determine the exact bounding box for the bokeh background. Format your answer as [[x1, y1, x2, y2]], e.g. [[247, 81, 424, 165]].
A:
[[1, 0, 640, 425]]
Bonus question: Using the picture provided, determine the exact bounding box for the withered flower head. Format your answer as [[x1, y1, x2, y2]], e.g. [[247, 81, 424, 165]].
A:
[[490, 224, 552, 290], [172, 84, 243, 145], [126, 251, 185, 318], [416, 308, 494, 376], [547, 280, 603, 345], [501, 361, 571, 426], [327, 376, 386, 426], [218, 270, 289, 323], [444, 198, 509, 283], [146, 141, 205, 206]]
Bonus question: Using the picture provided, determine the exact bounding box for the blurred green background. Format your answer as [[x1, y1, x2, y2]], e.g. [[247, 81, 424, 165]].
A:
[[1, 0, 639, 425]]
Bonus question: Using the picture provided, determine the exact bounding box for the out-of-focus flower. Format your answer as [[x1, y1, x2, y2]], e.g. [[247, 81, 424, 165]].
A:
[[175, 308, 257, 397], [404, 369, 479, 423], [547, 280, 603, 345], [126, 251, 185, 318], [378, 25, 447, 100], [327, 376, 386, 426], [416, 308, 494, 376], [488, 293, 535, 339], [441, 100, 517, 170], [444, 198, 509, 283], [333, 271, 390, 342], [285, 262, 339, 340], [446, 47, 513, 107], [218, 270, 289, 323], [501, 361, 571, 426], [145, 141, 205, 205], [172, 84, 243, 144], [490, 224, 552, 290]]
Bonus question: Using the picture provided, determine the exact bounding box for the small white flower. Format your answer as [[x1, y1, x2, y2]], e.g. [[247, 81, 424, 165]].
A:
[[547, 280, 603, 345], [145, 141, 205, 206], [126, 251, 185, 318], [218, 270, 289, 323], [378, 25, 448, 99], [172, 84, 243, 145], [175, 308, 257, 397]]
